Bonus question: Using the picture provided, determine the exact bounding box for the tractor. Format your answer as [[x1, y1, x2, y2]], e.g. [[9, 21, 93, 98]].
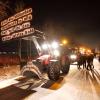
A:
[[20, 30, 70, 81]]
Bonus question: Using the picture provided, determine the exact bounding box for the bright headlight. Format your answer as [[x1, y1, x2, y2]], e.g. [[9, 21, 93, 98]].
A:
[[51, 42, 59, 49], [53, 50, 60, 56], [70, 54, 77, 59], [42, 44, 48, 50]]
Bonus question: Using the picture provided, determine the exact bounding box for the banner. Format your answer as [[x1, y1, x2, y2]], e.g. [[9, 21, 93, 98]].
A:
[[0, 8, 34, 41]]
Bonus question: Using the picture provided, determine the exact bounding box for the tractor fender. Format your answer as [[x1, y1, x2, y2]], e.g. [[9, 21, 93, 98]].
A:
[[21, 62, 42, 79]]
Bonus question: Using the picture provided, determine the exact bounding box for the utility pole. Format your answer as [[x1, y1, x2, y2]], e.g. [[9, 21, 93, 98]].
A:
[[19, 38, 21, 60]]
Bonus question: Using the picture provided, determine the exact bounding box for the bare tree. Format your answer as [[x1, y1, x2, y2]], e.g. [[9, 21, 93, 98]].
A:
[[0, 0, 25, 21], [15, 0, 25, 13], [0, 0, 12, 21]]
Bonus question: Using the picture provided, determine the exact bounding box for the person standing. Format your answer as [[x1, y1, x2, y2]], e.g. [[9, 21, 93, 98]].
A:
[[82, 53, 87, 69], [77, 52, 82, 69], [86, 53, 94, 70]]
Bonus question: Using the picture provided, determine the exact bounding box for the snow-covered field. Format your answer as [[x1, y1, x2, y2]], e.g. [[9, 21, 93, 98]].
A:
[[0, 65, 20, 81]]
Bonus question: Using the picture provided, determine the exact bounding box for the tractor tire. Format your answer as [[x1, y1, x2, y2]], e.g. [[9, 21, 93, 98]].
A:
[[61, 62, 70, 74], [48, 61, 60, 81], [61, 56, 70, 74]]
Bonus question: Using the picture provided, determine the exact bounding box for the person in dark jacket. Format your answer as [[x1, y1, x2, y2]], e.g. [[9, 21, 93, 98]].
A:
[[86, 54, 94, 70], [77, 53, 83, 69], [81, 53, 87, 69]]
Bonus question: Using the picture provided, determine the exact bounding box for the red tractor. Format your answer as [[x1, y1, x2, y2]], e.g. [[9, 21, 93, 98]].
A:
[[20, 30, 70, 81]]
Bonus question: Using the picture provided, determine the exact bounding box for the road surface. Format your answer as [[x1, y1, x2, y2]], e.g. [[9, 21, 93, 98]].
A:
[[0, 59, 100, 100]]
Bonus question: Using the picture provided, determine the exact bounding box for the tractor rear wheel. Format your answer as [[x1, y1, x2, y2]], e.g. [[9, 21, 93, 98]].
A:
[[61, 56, 70, 74], [48, 61, 60, 81]]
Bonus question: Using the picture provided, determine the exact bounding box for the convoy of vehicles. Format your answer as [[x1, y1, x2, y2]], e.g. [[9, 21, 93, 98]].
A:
[[0, 29, 95, 81], [0, 30, 81, 81]]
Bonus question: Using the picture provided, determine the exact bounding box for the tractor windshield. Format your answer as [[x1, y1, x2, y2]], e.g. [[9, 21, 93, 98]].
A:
[[36, 38, 49, 55]]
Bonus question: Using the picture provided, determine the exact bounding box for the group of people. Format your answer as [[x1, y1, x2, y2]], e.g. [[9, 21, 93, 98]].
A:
[[77, 52, 94, 70]]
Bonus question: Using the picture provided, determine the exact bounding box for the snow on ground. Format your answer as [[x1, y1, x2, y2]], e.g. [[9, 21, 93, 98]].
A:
[[94, 58, 100, 70], [0, 65, 20, 81], [40, 59, 100, 100], [0, 59, 99, 100]]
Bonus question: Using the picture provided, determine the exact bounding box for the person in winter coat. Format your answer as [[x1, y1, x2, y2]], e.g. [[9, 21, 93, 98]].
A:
[[77, 53, 83, 69], [86, 54, 94, 70]]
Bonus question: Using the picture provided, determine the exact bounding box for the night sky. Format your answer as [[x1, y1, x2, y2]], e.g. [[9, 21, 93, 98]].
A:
[[1, 0, 100, 48], [25, 0, 100, 48]]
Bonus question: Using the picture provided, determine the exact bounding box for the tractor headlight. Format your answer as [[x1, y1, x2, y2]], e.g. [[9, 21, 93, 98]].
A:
[[53, 49, 60, 57], [51, 41, 59, 49], [42, 44, 48, 50], [70, 54, 77, 59]]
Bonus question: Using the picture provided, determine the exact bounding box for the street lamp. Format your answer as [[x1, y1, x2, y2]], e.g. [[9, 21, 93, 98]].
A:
[[62, 39, 68, 45]]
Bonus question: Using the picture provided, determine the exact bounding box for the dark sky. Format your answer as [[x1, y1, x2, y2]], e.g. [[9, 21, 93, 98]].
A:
[[1, 0, 100, 48], [24, 0, 100, 48]]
